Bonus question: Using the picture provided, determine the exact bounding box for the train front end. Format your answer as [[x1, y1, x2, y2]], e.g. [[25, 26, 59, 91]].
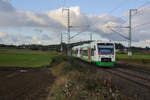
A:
[[96, 43, 115, 67]]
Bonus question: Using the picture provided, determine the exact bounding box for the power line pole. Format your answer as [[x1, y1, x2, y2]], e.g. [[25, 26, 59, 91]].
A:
[[128, 9, 137, 56], [90, 32, 92, 41], [62, 8, 71, 56], [128, 9, 132, 56], [107, 9, 137, 56], [60, 32, 63, 52], [67, 9, 71, 56]]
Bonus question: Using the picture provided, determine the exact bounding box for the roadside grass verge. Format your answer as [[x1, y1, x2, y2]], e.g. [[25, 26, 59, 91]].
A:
[[0, 49, 57, 67], [49, 56, 133, 100]]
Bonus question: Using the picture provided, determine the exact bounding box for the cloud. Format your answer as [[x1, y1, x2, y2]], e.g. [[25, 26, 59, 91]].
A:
[[0, 0, 65, 31], [26, 11, 46, 25], [0, 0, 15, 12], [0, 32, 7, 38], [0, 31, 52, 45], [32, 36, 38, 41], [38, 40, 41, 44], [118, 39, 150, 48], [40, 34, 51, 40], [0, 31, 32, 45], [134, 40, 150, 47], [32, 36, 41, 44]]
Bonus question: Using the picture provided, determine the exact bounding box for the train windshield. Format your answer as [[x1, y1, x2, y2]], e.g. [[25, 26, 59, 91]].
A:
[[98, 43, 114, 55]]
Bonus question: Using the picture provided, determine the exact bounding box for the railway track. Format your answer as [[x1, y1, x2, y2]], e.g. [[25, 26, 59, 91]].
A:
[[76, 58, 150, 89], [116, 63, 150, 75], [104, 63, 150, 89], [104, 68, 150, 89]]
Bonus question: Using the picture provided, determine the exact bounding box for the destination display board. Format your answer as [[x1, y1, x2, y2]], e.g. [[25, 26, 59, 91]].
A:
[[98, 45, 114, 48]]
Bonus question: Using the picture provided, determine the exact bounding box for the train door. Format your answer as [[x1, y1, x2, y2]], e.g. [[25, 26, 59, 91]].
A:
[[93, 45, 97, 61], [88, 48, 91, 62]]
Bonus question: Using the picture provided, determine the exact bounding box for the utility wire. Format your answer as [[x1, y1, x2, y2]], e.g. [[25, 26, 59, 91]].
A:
[[70, 32, 83, 39], [115, 0, 150, 26], [129, 1, 150, 29], [122, 0, 150, 21], [109, 28, 129, 40], [107, 0, 127, 14], [62, 0, 66, 8], [107, 0, 146, 27], [114, 1, 150, 30], [132, 1, 150, 17], [133, 22, 150, 28]]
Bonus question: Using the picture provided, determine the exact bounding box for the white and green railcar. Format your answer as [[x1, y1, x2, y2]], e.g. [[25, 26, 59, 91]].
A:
[[72, 41, 116, 67]]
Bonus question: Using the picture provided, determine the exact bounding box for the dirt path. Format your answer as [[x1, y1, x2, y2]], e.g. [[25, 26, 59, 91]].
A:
[[0, 67, 54, 100]]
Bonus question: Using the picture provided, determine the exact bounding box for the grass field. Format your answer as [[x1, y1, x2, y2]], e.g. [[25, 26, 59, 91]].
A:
[[116, 53, 150, 67], [116, 53, 150, 59], [0, 49, 149, 67], [0, 49, 57, 67]]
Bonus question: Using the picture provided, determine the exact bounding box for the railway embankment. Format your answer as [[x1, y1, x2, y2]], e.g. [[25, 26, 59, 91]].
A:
[[76, 59, 150, 100], [49, 56, 133, 100]]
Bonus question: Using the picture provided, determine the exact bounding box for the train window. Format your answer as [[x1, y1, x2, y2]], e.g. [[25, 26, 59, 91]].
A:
[[72, 49, 78, 56], [91, 48, 95, 56], [80, 49, 82, 55], [98, 48, 114, 55], [94, 46, 96, 50], [80, 49, 88, 56], [83, 50, 88, 56], [97, 43, 114, 55]]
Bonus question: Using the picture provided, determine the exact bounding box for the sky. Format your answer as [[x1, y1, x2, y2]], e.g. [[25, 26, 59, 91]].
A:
[[0, 0, 150, 47], [11, 0, 147, 15]]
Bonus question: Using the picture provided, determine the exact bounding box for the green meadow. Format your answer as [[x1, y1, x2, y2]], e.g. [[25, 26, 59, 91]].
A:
[[0, 49, 57, 67], [116, 53, 150, 67], [116, 53, 150, 59]]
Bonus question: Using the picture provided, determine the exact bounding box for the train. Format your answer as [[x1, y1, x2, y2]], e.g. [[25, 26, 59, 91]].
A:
[[72, 41, 116, 67]]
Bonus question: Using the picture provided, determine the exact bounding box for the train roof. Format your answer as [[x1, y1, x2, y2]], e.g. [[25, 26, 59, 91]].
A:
[[72, 43, 90, 49], [72, 40, 115, 49], [91, 40, 115, 44]]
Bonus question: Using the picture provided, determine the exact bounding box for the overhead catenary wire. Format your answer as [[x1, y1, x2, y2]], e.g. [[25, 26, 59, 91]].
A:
[[62, 0, 66, 8], [109, 28, 129, 40], [132, 22, 150, 29], [108, 28, 137, 42], [131, 0, 150, 18], [109, 0, 150, 33], [108, 0, 150, 31], [128, 1, 150, 29], [121, 0, 150, 22], [107, 0, 128, 14]]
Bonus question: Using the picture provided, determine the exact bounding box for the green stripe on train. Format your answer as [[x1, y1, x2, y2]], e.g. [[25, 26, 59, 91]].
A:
[[80, 57, 115, 67], [94, 61, 115, 67], [91, 59, 115, 66]]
